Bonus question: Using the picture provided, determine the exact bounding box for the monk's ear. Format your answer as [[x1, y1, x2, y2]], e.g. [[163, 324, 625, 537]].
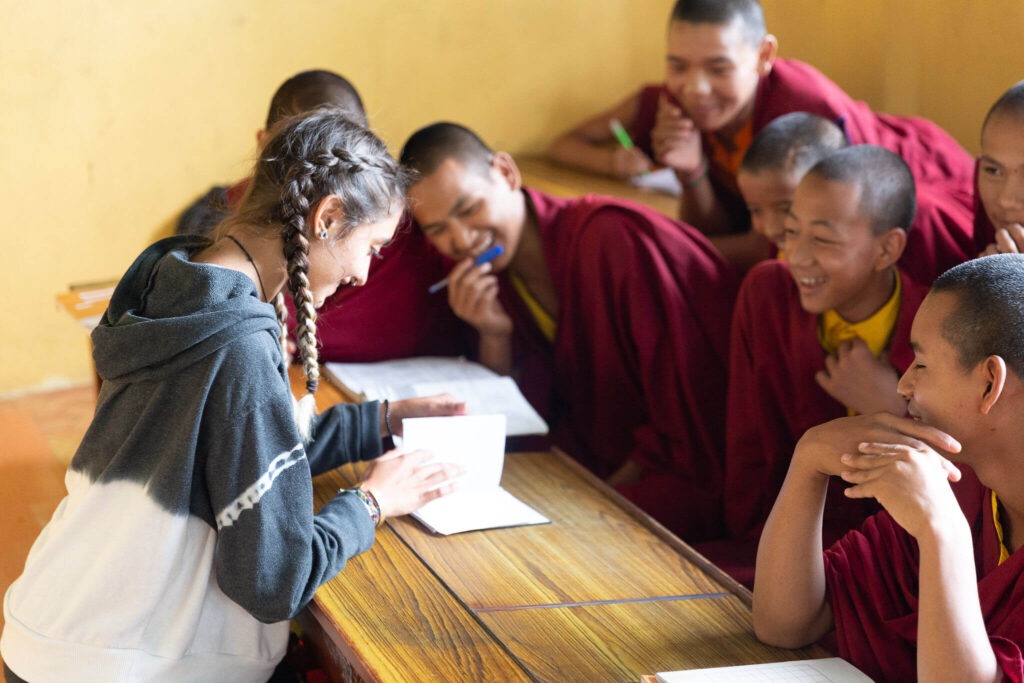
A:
[[979, 355, 1008, 415], [874, 227, 907, 271], [757, 34, 778, 76], [491, 152, 522, 192], [256, 128, 268, 150]]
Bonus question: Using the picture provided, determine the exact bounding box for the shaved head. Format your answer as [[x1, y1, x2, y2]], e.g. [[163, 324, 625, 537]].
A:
[[670, 0, 766, 44], [741, 112, 848, 177], [805, 145, 916, 234], [266, 69, 367, 129], [400, 122, 495, 182]]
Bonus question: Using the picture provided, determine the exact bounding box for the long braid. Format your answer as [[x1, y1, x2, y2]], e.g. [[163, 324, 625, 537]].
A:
[[229, 106, 410, 439], [279, 171, 321, 396]]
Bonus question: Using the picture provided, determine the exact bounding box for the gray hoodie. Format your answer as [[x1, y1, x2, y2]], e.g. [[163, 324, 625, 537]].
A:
[[2, 236, 383, 682]]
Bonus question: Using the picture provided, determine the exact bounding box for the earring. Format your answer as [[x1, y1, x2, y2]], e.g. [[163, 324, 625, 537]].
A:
[[319, 228, 328, 239]]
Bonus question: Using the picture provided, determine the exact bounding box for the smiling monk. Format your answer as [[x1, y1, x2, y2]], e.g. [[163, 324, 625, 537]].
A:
[[700, 145, 929, 585], [399, 122, 739, 541]]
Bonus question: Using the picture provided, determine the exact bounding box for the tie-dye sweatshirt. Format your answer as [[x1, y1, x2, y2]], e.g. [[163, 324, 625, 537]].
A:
[[2, 236, 382, 682]]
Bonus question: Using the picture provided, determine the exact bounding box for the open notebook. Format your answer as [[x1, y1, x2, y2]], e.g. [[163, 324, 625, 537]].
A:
[[324, 357, 548, 437], [653, 658, 873, 682], [402, 414, 549, 535]]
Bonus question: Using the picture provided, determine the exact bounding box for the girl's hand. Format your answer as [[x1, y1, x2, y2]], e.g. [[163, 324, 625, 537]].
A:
[[360, 448, 463, 518], [386, 394, 468, 438]]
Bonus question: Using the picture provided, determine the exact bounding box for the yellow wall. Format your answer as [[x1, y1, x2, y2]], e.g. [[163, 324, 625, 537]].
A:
[[762, 0, 1024, 154], [0, 0, 668, 394], [2, 1, 1021, 394]]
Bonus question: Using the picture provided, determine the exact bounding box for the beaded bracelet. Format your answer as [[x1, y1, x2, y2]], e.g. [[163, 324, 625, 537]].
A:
[[681, 158, 709, 188], [383, 399, 394, 440], [350, 486, 384, 527]]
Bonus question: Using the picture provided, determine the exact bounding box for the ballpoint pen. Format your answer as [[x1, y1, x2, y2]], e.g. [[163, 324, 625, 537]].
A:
[[428, 244, 504, 294]]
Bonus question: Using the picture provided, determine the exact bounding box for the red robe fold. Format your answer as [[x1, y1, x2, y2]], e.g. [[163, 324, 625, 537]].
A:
[[226, 179, 468, 362], [901, 184, 977, 285], [721, 261, 926, 560], [825, 479, 1024, 683], [631, 58, 978, 274], [503, 188, 738, 540], [304, 219, 469, 362]]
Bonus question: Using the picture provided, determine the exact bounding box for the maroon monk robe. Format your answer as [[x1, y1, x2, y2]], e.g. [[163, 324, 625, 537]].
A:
[[225, 179, 469, 362], [824, 478, 1024, 683], [631, 58, 976, 227], [298, 219, 469, 362], [901, 183, 977, 285], [499, 188, 738, 540], [714, 260, 926, 578]]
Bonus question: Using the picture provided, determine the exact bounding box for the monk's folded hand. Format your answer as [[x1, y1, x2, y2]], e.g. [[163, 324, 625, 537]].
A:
[[992, 224, 1024, 255], [652, 93, 703, 175], [447, 258, 513, 337], [839, 439, 964, 540], [794, 413, 961, 481], [814, 339, 905, 415]]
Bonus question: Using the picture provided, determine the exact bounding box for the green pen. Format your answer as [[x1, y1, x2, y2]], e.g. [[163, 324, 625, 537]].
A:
[[609, 118, 635, 150]]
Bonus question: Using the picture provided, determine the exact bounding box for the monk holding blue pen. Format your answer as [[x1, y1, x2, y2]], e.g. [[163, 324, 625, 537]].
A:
[[428, 245, 504, 293], [400, 122, 738, 542]]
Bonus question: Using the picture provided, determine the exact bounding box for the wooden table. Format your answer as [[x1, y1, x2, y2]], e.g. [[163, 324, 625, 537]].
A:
[[516, 156, 680, 220], [295, 368, 826, 682]]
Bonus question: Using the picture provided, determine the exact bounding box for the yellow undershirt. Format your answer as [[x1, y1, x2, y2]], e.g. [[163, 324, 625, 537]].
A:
[[511, 272, 557, 342], [818, 271, 902, 415], [993, 491, 1011, 566]]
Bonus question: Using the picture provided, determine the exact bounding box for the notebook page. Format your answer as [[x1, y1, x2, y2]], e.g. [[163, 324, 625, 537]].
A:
[[655, 658, 873, 683]]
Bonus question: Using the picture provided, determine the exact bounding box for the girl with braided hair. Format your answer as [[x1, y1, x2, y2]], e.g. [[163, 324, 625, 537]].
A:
[[1, 108, 465, 683]]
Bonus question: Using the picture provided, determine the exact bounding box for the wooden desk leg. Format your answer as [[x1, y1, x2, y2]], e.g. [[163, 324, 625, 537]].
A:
[[295, 610, 370, 683]]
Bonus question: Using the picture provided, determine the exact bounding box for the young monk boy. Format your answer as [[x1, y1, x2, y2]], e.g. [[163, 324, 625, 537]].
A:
[[400, 122, 738, 540], [753, 254, 1024, 682], [977, 81, 1024, 257], [712, 146, 927, 582], [738, 112, 977, 284], [181, 69, 465, 361], [548, 0, 974, 271]]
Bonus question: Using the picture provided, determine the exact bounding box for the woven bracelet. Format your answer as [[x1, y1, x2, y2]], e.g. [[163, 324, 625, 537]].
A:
[[350, 486, 383, 527], [682, 159, 709, 188]]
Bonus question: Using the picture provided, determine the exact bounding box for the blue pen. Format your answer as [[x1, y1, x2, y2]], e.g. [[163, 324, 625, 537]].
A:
[[428, 244, 505, 294]]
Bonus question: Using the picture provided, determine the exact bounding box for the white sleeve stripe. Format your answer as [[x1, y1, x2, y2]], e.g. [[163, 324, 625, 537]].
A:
[[215, 443, 306, 530]]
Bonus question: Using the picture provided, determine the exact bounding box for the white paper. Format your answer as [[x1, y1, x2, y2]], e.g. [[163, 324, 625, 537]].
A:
[[656, 658, 873, 683], [402, 415, 549, 535], [325, 358, 549, 436], [630, 167, 683, 196], [402, 414, 507, 491], [412, 376, 548, 436], [411, 488, 549, 535], [325, 357, 498, 401]]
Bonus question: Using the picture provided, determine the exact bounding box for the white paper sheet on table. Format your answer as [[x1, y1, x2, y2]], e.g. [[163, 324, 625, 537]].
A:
[[402, 414, 549, 535], [655, 658, 873, 683], [630, 167, 683, 196], [324, 358, 548, 437]]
